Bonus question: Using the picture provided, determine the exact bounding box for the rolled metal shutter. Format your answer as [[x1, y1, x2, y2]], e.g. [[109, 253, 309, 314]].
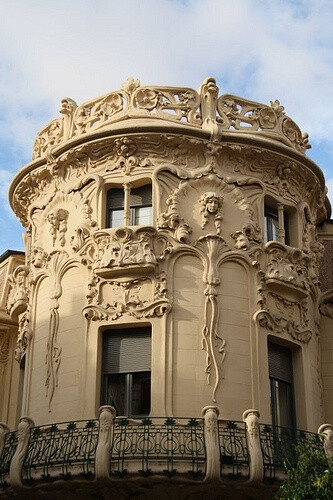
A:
[[268, 342, 293, 383], [103, 327, 151, 374]]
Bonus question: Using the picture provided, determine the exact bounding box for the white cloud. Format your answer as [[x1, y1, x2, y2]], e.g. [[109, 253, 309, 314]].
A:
[[0, 0, 333, 217]]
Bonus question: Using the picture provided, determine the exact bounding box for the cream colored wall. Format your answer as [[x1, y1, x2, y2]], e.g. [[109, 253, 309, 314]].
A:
[[218, 260, 252, 420], [171, 254, 207, 416], [27, 266, 88, 425]]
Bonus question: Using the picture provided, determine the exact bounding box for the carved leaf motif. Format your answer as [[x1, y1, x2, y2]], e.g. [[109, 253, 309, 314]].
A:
[[0, 330, 9, 365]]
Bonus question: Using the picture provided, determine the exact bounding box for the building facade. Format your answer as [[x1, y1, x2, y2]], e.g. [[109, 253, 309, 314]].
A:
[[1, 77, 333, 496]]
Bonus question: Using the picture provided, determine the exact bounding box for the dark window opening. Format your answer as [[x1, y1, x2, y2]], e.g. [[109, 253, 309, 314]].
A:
[[268, 342, 295, 428], [101, 327, 151, 417], [106, 184, 152, 228]]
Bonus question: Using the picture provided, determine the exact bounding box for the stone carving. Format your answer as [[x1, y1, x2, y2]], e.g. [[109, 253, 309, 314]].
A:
[[318, 424, 333, 459], [0, 329, 9, 365], [95, 405, 116, 480], [202, 406, 220, 481], [242, 409, 263, 483], [265, 242, 310, 296], [83, 273, 170, 321], [31, 246, 47, 269], [44, 251, 67, 410], [15, 310, 31, 363], [92, 227, 157, 276], [9, 416, 35, 488], [105, 137, 151, 175], [199, 236, 227, 401], [31, 78, 310, 162], [199, 192, 223, 235], [47, 208, 69, 247], [6, 266, 28, 319], [217, 95, 310, 153], [231, 224, 262, 250]]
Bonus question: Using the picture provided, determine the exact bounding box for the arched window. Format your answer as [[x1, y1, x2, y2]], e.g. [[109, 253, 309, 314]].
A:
[[106, 184, 152, 228]]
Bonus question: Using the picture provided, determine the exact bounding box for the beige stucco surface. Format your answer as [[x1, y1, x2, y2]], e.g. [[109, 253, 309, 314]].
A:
[[0, 77, 332, 437]]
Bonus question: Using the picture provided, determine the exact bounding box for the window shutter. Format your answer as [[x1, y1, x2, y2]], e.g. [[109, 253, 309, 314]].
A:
[[107, 188, 124, 209], [268, 342, 293, 383], [130, 185, 152, 207], [103, 327, 151, 374]]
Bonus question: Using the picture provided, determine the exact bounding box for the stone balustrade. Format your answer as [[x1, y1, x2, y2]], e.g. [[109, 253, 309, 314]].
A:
[[32, 77, 310, 162]]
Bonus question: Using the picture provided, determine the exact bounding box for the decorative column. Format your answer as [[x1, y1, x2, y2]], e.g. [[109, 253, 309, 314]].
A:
[[242, 409, 263, 483], [318, 424, 333, 459], [9, 416, 34, 487], [95, 405, 116, 480], [277, 203, 285, 243], [202, 406, 220, 481], [0, 423, 9, 457], [123, 183, 131, 225]]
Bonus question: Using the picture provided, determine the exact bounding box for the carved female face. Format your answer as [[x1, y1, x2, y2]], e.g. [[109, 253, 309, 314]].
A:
[[206, 197, 219, 214]]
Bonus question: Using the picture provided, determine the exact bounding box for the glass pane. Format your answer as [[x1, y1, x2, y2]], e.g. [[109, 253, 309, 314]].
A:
[[271, 378, 294, 428], [109, 209, 124, 228], [133, 206, 153, 226], [104, 374, 126, 415], [131, 371, 151, 416]]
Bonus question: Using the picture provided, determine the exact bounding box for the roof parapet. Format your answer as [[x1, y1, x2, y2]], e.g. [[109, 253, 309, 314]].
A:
[[32, 77, 310, 160]]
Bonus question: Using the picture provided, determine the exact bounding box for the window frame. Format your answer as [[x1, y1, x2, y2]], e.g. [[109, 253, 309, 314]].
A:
[[101, 326, 152, 418], [264, 203, 290, 246], [106, 183, 152, 229], [268, 341, 296, 429]]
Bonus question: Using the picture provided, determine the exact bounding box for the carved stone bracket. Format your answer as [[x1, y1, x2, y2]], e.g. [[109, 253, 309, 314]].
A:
[[6, 265, 28, 319], [90, 227, 157, 278], [265, 241, 310, 298]]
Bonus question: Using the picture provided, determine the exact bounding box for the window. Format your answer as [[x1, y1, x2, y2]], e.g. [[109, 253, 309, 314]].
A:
[[268, 342, 295, 428], [264, 204, 290, 245], [101, 327, 151, 417], [106, 184, 152, 228]]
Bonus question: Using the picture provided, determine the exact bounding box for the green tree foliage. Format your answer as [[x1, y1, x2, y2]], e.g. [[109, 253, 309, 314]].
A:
[[276, 444, 333, 499]]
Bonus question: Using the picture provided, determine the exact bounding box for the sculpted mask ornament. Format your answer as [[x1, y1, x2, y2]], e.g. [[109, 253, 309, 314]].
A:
[[31, 246, 47, 268], [199, 192, 223, 234], [47, 208, 69, 247]]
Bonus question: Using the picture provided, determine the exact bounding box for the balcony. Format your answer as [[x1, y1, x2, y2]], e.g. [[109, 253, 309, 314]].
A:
[[0, 407, 329, 495]]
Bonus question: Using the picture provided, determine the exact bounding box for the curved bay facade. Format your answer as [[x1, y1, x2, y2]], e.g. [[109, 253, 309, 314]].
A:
[[1, 77, 333, 492]]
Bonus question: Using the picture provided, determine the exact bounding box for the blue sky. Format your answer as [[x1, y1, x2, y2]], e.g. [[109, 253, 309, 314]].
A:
[[1, 0, 333, 254]]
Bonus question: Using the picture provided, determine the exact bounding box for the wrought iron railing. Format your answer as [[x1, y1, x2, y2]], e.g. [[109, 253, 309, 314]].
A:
[[110, 417, 205, 478], [23, 419, 99, 483], [0, 416, 327, 487], [218, 420, 249, 478], [259, 424, 322, 480], [0, 431, 18, 488]]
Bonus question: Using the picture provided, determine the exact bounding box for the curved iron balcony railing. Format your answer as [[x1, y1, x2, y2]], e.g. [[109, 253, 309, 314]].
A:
[[31, 77, 310, 162], [0, 409, 328, 490]]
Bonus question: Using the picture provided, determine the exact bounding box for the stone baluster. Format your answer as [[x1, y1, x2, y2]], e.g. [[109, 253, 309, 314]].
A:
[[202, 406, 220, 481], [0, 423, 10, 457], [318, 424, 333, 459], [9, 416, 34, 487], [199, 77, 222, 142], [95, 405, 116, 480], [242, 409, 264, 483]]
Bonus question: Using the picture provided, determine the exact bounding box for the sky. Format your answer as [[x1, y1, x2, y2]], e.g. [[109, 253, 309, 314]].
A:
[[1, 0, 333, 254]]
